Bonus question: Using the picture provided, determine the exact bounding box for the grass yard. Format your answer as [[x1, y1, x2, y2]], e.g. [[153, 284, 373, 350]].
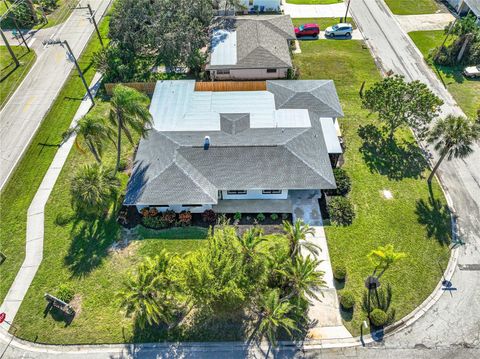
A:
[[409, 30, 480, 119], [384, 0, 445, 15], [293, 40, 451, 335], [0, 15, 109, 303], [0, 45, 36, 108], [292, 17, 356, 30], [286, 0, 342, 4]]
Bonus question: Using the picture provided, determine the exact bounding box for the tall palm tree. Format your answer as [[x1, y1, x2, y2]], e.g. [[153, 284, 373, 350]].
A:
[[64, 114, 115, 163], [237, 227, 265, 264], [70, 164, 120, 216], [283, 219, 319, 263], [427, 115, 480, 184], [109, 85, 152, 174], [277, 255, 326, 302], [368, 244, 406, 279], [254, 289, 298, 347], [117, 250, 177, 328]]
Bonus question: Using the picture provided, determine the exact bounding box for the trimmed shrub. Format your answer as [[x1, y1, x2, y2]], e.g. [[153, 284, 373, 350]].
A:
[[328, 197, 355, 226], [56, 284, 75, 303], [370, 308, 388, 327], [333, 168, 352, 196], [140, 207, 150, 217], [256, 213, 265, 222], [340, 290, 355, 310], [270, 213, 279, 221], [234, 212, 242, 221], [142, 216, 167, 229], [178, 211, 192, 226], [202, 209, 217, 224], [333, 263, 347, 281], [148, 207, 158, 217], [161, 210, 176, 226]]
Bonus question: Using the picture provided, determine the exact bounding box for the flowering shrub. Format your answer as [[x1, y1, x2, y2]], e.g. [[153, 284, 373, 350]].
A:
[[161, 210, 177, 226], [178, 211, 192, 226], [140, 207, 150, 217], [148, 207, 159, 217]]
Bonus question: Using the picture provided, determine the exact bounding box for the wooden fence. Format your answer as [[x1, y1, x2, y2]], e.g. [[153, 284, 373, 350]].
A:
[[104, 81, 267, 95]]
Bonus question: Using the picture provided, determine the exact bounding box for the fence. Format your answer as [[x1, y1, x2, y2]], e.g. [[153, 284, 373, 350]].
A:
[[104, 82, 157, 96]]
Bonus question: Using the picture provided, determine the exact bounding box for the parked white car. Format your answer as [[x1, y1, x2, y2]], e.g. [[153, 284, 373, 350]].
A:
[[325, 23, 353, 38], [463, 65, 480, 78]]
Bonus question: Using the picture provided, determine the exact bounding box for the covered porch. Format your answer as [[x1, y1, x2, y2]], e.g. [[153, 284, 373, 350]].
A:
[[212, 198, 293, 214]]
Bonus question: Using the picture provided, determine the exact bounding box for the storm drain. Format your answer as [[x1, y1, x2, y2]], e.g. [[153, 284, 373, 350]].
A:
[[458, 264, 480, 271]]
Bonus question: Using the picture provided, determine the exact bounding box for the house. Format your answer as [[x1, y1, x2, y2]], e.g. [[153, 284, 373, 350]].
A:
[[216, 0, 281, 14], [206, 15, 296, 80], [124, 80, 344, 214], [446, 0, 480, 20]]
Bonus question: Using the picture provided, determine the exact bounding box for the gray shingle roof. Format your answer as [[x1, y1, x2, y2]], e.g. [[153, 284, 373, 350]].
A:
[[124, 80, 344, 206], [207, 15, 295, 70]]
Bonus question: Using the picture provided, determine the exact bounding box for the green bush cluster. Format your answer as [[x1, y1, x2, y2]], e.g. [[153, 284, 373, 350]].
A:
[[234, 212, 242, 221], [340, 290, 355, 310], [328, 196, 355, 226], [333, 263, 347, 281], [256, 213, 266, 222], [270, 213, 279, 221], [369, 308, 388, 326]]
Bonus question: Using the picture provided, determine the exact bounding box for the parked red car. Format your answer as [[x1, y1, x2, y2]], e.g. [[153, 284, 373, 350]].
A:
[[294, 23, 320, 38]]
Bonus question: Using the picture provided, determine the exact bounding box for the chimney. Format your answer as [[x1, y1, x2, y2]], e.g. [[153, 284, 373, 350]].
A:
[[203, 136, 210, 150]]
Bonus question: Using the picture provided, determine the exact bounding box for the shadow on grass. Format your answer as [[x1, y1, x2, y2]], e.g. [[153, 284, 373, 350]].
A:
[[43, 302, 75, 327], [415, 185, 451, 246], [64, 214, 119, 277], [358, 124, 428, 180]]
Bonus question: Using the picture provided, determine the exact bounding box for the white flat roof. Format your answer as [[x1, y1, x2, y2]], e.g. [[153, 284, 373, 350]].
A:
[[150, 80, 312, 131], [320, 117, 342, 154], [210, 29, 237, 66]]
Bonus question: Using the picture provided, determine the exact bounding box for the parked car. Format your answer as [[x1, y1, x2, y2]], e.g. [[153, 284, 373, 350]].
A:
[[463, 65, 480, 78], [295, 23, 320, 38], [325, 23, 353, 38]]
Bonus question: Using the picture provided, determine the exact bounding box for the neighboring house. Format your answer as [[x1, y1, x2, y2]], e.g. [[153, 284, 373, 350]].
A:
[[446, 0, 480, 20], [124, 80, 345, 214], [217, 0, 281, 14], [206, 15, 296, 80]]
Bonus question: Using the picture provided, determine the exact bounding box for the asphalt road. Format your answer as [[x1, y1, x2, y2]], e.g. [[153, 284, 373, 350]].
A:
[[0, 0, 111, 190]]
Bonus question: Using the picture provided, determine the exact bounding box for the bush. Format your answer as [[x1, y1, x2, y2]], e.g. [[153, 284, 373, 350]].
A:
[[140, 207, 150, 217], [370, 308, 388, 327], [142, 216, 167, 229], [148, 207, 158, 217], [256, 213, 265, 222], [56, 284, 74, 303], [161, 210, 177, 226], [178, 211, 192, 226], [328, 197, 355, 226], [281, 213, 289, 220], [39, 0, 58, 11], [234, 212, 242, 221], [333, 263, 347, 281], [270, 213, 279, 221], [11, 3, 36, 28], [340, 290, 355, 310], [333, 168, 351, 196], [202, 209, 217, 224]]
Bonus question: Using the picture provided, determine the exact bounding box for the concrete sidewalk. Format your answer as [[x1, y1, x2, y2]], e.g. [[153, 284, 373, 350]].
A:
[[0, 73, 102, 331]]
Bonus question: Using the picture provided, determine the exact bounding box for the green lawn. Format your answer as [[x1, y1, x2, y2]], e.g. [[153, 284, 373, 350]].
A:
[[384, 0, 445, 15], [292, 17, 356, 30], [293, 40, 451, 335], [0, 15, 110, 303], [286, 0, 342, 4], [0, 46, 36, 108], [409, 30, 480, 118]]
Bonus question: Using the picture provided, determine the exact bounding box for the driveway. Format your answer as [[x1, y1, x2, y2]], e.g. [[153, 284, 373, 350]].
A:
[[0, 0, 112, 190], [395, 13, 456, 32], [283, 2, 347, 18]]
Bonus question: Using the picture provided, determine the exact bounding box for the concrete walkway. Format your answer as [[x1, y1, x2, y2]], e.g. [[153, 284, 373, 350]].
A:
[[283, 1, 347, 18], [0, 73, 102, 331], [395, 13, 455, 33], [290, 190, 352, 340]]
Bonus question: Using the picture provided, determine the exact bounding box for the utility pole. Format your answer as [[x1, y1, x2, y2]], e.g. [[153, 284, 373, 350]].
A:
[[344, 0, 351, 23], [43, 39, 95, 105], [10, 15, 30, 51], [0, 28, 19, 67], [77, 3, 104, 48]]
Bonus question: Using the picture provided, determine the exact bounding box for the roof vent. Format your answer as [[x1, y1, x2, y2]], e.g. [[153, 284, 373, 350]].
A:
[[204, 136, 210, 150]]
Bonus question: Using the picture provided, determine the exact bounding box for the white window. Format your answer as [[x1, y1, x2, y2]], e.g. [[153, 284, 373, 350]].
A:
[[262, 190, 282, 194], [227, 190, 247, 195]]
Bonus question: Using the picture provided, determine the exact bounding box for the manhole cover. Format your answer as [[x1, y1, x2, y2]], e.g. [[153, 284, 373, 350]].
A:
[[458, 264, 480, 271]]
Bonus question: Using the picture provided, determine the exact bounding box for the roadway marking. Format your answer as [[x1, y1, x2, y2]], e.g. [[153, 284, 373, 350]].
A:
[[22, 96, 36, 113], [27, 38, 36, 47]]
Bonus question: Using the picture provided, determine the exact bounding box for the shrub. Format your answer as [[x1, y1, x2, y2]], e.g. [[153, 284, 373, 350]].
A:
[[178, 211, 192, 226], [202, 209, 217, 224], [234, 212, 242, 221], [270, 213, 279, 221], [39, 0, 58, 11], [340, 290, 355, 310], [256, 213, 265, 222], [56, 284, 75, 303], [333, 168, 351, 196], [161, 210, 177, 226], [142, 216, 167, 229], [328, 197, 355, 226], [370, 308, 388, 327], [333, 263, 347, 281], [140, 207, 150, 217], [148, 207, 158, 217]]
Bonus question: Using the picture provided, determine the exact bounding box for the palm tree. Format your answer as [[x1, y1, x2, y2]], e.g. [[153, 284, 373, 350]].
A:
[[117, 250, 177, 328], [368, 244, 406, 279], [451, 14, 480, 63], [237, 227, 266, 264], [64, 114, 115, 163], [254, 289, 298, 347], [277, 255, 326, 302], [283, 219, 320, 263], [427, 115, 480, 184], [70, 164, 120, 216], [109, 85, 152, 174]]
